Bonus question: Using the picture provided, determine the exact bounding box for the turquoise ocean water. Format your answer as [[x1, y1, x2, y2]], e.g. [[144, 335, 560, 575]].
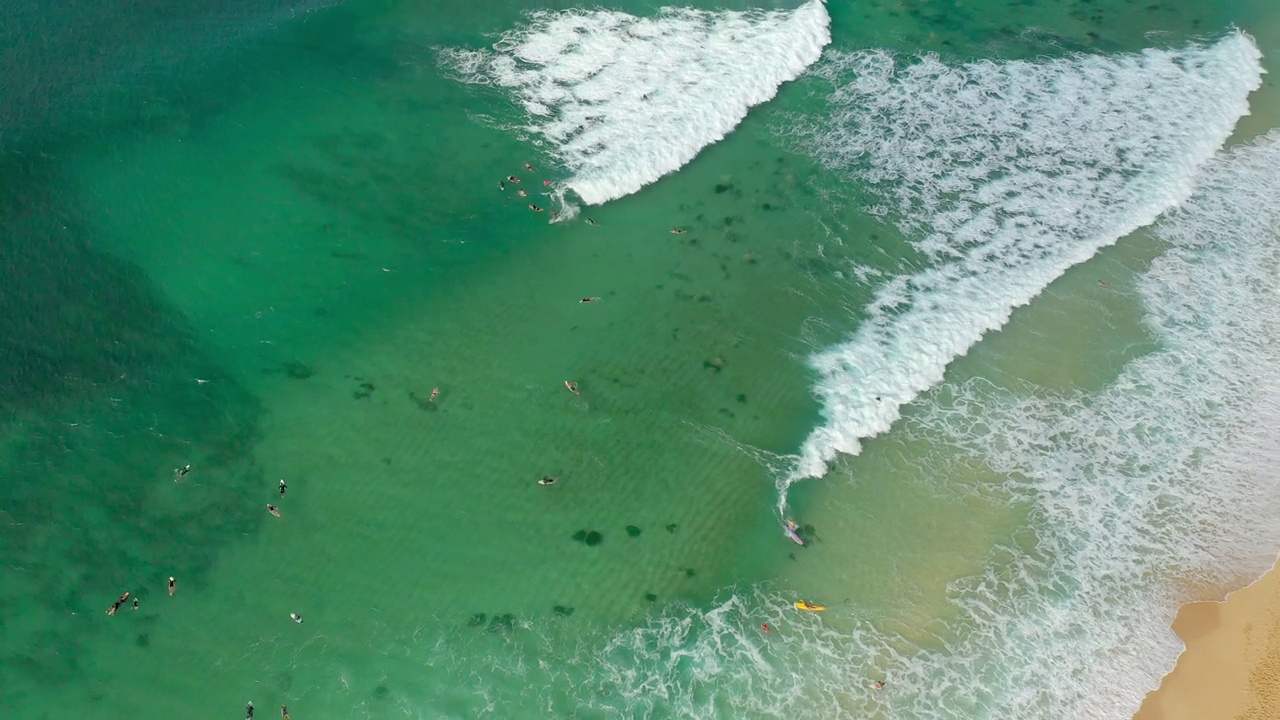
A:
[[2, 0, 1280, 717]]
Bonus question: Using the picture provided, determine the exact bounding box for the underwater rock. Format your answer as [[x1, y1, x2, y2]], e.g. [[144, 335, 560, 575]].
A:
[[625, 525, 642, 538]]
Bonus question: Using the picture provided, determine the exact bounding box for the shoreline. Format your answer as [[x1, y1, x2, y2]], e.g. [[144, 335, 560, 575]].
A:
[[1133, 555, 1280, 720]]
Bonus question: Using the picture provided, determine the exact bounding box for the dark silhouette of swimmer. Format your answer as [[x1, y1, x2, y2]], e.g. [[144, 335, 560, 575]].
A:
[[174, 464, 190, 482], [538, 476, 559, 486], [580, 297, 599, 304], [529, 204, 543, 212], [499, 180, 506, 191], [586, 218, 598, 226], [281, 706, 291, 719], [132, 597, 139, 611], [279, 479, 287, 498], [246, 701, 255, 719], [267, 504, 281, 518], [168, 576, 176, 596]]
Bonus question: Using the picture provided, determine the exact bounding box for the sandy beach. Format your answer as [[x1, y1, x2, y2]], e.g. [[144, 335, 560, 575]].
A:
[[1134, 558, 1280, 720]]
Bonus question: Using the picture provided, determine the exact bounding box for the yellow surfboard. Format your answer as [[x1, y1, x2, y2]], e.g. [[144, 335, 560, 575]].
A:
[[794, 601, 826, 612]]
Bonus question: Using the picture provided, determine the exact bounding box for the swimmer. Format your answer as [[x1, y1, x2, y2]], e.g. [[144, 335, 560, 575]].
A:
[[507, 175, 520, 184], [760, 622, 771, 634], [669, 228, 687, 235], [132, 597, 139, 611], [429, 386, 440, 403], [174, 464, 190, 482], [537, 476, 560, 486], [278, 479, 287, 498], [564, 380, 580, 395], [498, 180, 506, 191], [290, 612, 304, 624], [543, 179, 552, 187], [281, 706, 291, 719], [872, 680, 886, 690], [518, 189, 527, 197], [585, 218, 598, 226], [168, 576, 176, 596], [524, 162, 534, 171], [579, 297, 600, 304], [529, 204, 543, 212], [246, 701, 255, 719], [267, 504, 281, 518]]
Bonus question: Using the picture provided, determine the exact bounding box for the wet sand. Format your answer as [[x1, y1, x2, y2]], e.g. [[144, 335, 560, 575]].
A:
[[1134, 558, 1280, 720]]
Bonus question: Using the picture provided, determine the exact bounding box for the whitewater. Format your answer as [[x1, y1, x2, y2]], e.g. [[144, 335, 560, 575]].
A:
[[778, 32, 1264, 510], [438, 0, 831, 205]]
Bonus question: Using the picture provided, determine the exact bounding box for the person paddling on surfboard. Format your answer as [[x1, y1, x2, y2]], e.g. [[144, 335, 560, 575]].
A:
[[784, 520, 805, 546], [565, 381, 580, 396]]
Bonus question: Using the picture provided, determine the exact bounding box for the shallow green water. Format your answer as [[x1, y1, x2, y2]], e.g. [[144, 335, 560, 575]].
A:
[[2, 0, 1279, 718]]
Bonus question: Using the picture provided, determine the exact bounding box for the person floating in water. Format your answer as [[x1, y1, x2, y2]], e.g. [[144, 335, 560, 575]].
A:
[[760, 622, 771, 634], [106, 591, 130, 616], [429, 387, 440, 404], [281, 706, 291, 719], [174, 464, 190, 482], [529, 204, 543, 212], [669, 227, 687, 235], [543, 179, 552, 187], [168, 576, 176, 596], [245, 701, 254, 719], [872, 680, 886, 690], [580, 297, 599, 304], [290, 612, 304, 623], [524, 162, 534, 171], [267, 504, 281, 518], [538, 476, 560, 486], [564, 381, 580, 395], [132, 597, 139, 611], [279, 479, 287, 498]]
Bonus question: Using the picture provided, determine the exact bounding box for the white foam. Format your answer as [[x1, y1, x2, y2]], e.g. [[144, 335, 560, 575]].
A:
[[780, 33, 1264, 509], [438, 0, 831, 205]]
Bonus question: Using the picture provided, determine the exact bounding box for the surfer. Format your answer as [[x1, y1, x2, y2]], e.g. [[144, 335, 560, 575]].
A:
[[784, 519, 805, 546], [524, 162, 534, 171], [290, 612, 304, 623], [1098, 280, 1113, 287], [281, 706, 291, 719], [267, 504, 281, 518], [507, 175, 520, 184], [498, 180, 506, 191], [760, 623, 771, 634], [132, 597, 139, 611], [564, 381, 580, 395], [106, 591, 129, 616], [174, 464, 190, 482], [529, 204, 543, 212], [168, 576, 176, 596], [580, 297, 599, 304], [669, 228, 687, 235], [538, 476, 560, 486], [279, 479, 287, 498], [872, 680, 886, 690], [518, 188, 527, 197], [586, 218, 598, 226], [549, 210, 558, 221], [246, 701, 255, 719], [429, 386, 440, 403]]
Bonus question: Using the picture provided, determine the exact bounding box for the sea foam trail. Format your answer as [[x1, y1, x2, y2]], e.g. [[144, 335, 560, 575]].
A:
[[780, 33, 1263, 508], [437, 0, 830, 205], [413, 131, 1280, 719]]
